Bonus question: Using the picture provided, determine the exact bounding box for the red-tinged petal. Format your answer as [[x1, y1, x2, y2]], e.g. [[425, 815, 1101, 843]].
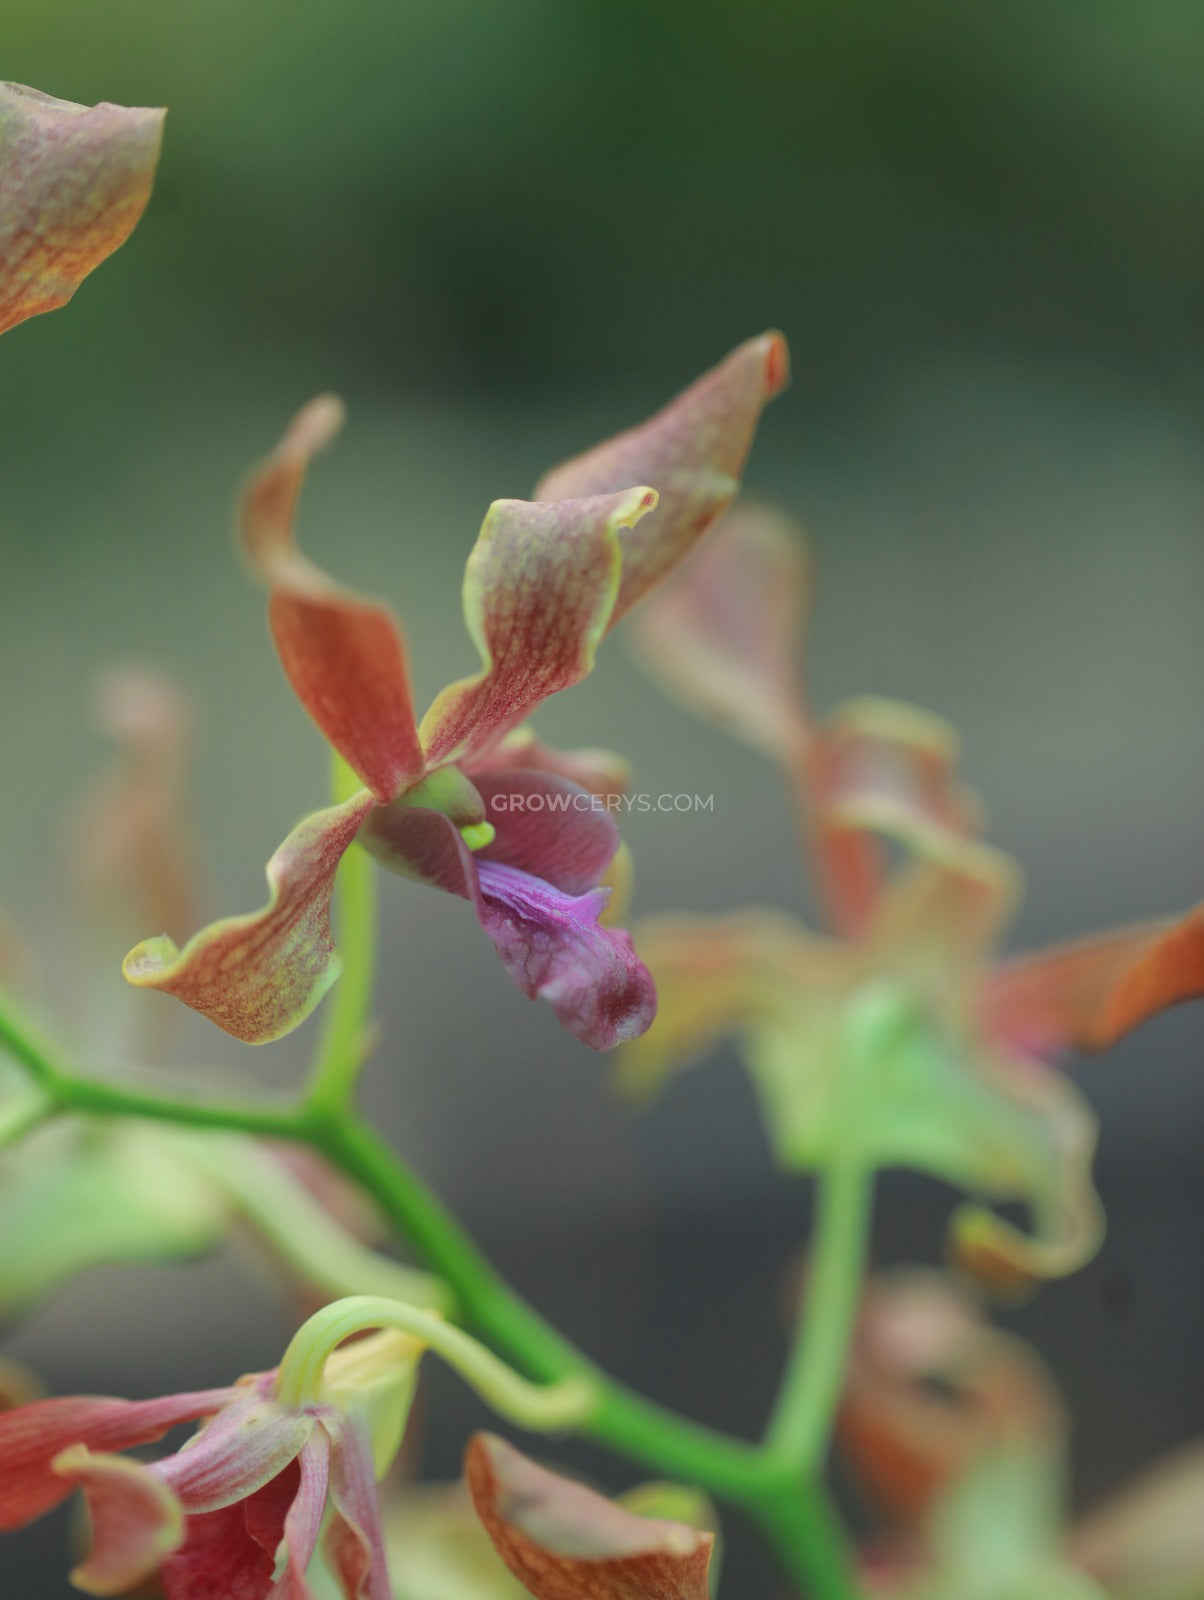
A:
[[123, 790, 375, 1043], [807, 698, 984, 941], [630, 501, 811, 763], [0, 83, 164, 336], [239, 398, 426, 803], [981, 904, 1204, 1056], [323, 1418, 391, 1600], [273, 1433, 330, 1599], [536, 332, 790, 625], [361, 806, 656, 1049], [53, 1446, 183, 1596], [465, 1433, 714, 1600], [1071, 1443, 1204, 1598], [69, 669, 196, 946], [0, 1388, 233, 1529], [157, 1383, 311, 1513], [420, 489, 658, 768], [474, 771, 620, 894], [469, 726, 631, 801], [160, 1501, 279, 1600]]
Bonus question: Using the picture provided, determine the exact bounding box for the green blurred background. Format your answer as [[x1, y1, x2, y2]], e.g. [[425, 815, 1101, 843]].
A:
[[3, 3, 1203, 1593]]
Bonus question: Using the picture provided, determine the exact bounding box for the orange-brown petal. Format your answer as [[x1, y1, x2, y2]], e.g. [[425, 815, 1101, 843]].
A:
[[239, 397, 426, 802], [123, 790, 375, 1043], [537, 332, 789, 626], [466, 1433, 713, 1600]]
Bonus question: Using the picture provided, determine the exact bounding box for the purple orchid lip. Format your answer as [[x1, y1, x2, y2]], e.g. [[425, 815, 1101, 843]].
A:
[[474, 859, 657, 1051]]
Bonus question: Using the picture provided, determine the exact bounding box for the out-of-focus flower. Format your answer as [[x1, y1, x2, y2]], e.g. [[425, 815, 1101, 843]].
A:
[[0, 1328, 419, 1598], [0, 82, 164, 336], [124, 335, 789, 1051], [841, 1272, 1204, 1600], [0, 671, 442, 1320], [623, 505, 1204, 1285]]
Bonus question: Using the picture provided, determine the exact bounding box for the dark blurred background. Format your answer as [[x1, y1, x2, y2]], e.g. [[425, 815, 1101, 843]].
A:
[[3, 2, 1203, 1593]]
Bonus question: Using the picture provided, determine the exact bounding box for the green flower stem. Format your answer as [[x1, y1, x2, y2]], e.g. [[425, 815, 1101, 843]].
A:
[[0, 983, 863, 1599], [305, 753, 379, 1119], [764, 1156, 875, 1471], [276, 1292, 596, 1430]]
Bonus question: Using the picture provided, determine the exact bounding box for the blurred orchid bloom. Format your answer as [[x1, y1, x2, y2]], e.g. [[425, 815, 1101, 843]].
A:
[[124, 334, 789, 1051], [309, 1446, 718, 1600], [0, 1328, 419, 1598], [0, 671, 442, 1319], [0, 82, 164, 336], [623, 505, 1204, 1286], [841, 1272, 1204, 1600]]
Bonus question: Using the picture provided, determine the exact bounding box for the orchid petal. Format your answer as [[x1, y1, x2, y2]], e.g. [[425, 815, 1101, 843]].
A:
[[536, 332, 790, 625], [1072, 1443, 1204, 1599], [323, 1416, 392, 1600], [807, 698, 984, 940], [465, 1433, 714, 1600], [0, 1388, 233, 1528], [0, 83, 164, 335], [362, 806, 656, 1049], [469, 725, 631, 800], [274, 1431, 332, 1599], [474, 771, 620, 893], [240, 398, 426, 802], [53, 1446, 184, 1596], [157, 1382, 311, 1513], [981, 904, 1204, 1056], [160, 1494, 286, 1600], [630, 501, 811, 763], [124, 790, 375, 1043], [373, 1482, 529, 1600], [421, 489, 658, 768]]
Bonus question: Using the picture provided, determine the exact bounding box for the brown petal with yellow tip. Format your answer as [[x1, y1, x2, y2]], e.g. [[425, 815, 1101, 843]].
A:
[[466, 1433, 713, 1600]]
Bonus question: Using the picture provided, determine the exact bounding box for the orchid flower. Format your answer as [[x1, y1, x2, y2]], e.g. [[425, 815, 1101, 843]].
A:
[[0, 1327, 420, 1598], [624, 504, 1204, 1286], [840, 1271, 1204, 1600], [122, 334, 789, 1051], [0, 82, 163, 336], [0, 671, 441, 1318]]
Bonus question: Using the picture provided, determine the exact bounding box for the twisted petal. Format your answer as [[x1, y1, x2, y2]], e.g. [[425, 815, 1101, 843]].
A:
[[0, 84, 164, 335], [123, 790, 375, 1043], [1072, 1444, 1204, 1599], [536, 332, 790, 625], [466, 1434, 714, 1600], [53, 1447, 184, 1595], [240, 398, 426, 803], [273, 1432, 331, 1599], [362, 806, 655, 1049], [0, 1388, 233, 1528], [630, 502, 811, 762], [474, 771, 621, 894], [420, 489, 658, 767], [323, 1416, 392, 1600], [981, 904, 1204, 1055], [807, 698, 986, 941]]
